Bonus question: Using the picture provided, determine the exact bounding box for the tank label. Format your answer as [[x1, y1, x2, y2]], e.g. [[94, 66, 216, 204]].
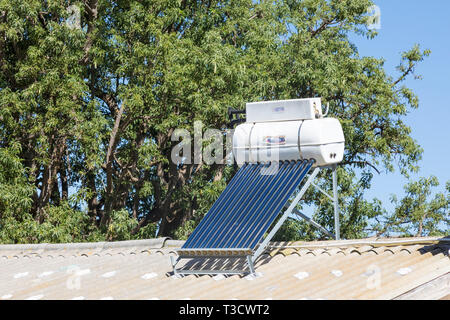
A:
[[272, 106, 285, 113], [263, 136, 286, 145]]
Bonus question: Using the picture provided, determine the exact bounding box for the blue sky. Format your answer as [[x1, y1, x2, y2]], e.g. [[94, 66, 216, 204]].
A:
[[348, 0, 450, 211]]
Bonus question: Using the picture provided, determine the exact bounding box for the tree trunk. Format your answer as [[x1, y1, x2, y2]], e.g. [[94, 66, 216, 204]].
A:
[[101, 104, 125, 226]]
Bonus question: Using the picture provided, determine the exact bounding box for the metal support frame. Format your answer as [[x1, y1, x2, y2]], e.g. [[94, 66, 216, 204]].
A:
[[251, 165, 341, 263], [251, 167, 320, 263], [171, 165, 340, 276], [288, 164, 340, 240]]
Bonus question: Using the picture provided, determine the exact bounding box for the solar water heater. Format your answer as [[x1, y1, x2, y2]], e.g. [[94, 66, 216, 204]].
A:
[[171, 98, 345, 276]]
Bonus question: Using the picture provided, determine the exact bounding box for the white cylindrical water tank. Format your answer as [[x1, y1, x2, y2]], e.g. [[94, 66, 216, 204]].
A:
[[232, 118, 345, 167]]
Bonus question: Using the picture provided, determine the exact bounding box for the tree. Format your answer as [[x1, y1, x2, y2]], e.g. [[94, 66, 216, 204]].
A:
[[373, 176, 449, 237], [0, 0, 442, 243], [0, 144, 34, 225]]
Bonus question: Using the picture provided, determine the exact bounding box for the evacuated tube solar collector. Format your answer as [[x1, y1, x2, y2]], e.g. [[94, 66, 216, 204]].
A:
[[172, 98, 345, 276]]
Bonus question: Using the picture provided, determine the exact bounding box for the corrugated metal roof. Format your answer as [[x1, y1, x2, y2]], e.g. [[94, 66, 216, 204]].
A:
[[0, 237, 448, 300]]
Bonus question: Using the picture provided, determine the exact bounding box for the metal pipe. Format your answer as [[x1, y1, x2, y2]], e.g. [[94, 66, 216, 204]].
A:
[[323, 102, 329, 117]]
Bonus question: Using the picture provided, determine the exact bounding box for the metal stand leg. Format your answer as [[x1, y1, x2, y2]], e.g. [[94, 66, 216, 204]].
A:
[[332, 165, 340, 240], [170, 256, 180, 276], [246, 255, 255, 275]]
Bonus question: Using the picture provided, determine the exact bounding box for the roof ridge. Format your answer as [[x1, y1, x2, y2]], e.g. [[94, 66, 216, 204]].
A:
[[0, 236, 447, 252], [268, 236, 450, 249], [0, 237, 171, 251]]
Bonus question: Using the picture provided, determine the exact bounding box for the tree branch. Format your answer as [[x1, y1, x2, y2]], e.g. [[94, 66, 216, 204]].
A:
[[310, 16, 338, 38], [81, 0, 98, 64], [341, 160, 381, 175]]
